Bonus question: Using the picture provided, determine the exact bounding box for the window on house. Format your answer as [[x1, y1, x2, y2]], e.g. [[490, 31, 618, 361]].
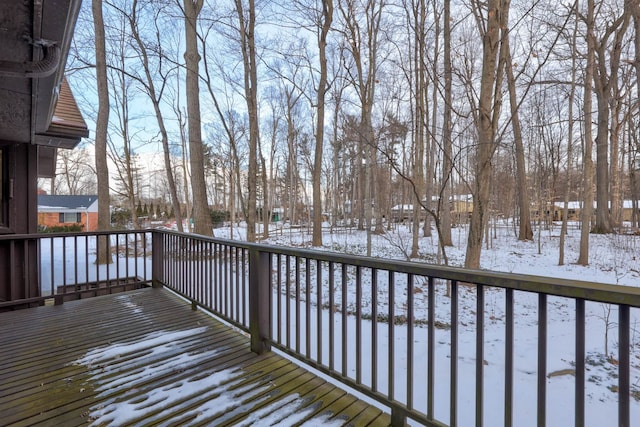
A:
[[59, 212, 82, 223]]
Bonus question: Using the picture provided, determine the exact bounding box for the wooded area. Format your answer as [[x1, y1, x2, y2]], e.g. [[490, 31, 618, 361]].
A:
[[44, 0, 640, 269]]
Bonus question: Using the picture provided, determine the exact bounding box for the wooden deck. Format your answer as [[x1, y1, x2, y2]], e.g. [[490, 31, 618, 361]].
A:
[[0, 288, 391, 426]]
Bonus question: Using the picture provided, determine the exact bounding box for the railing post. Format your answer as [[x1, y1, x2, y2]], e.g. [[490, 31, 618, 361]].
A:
[[249, 248, 271, 354], [151, 232, 164, 288], [390, 406, 407, 427]]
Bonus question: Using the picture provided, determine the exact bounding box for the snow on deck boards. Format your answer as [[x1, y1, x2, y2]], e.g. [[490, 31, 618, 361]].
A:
[[0, 288, 390, 426]]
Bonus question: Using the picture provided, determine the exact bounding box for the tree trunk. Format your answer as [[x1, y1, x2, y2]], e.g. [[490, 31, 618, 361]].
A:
[[235, 0, 259, 242], [357, 142, 365, 230], [260, 148, 269, 240], [184, 0, 212, 236], [229, 170, 236, 238], [175, 105, 193, 231], [607, 8, 630, 231], [113, 64, 140, 230], [364, 109, 374, 256], [593, 82, 612, 234], [311, 0, 333, 246], [411, 0, 427, 258], [374, 155, 385, 234], [465, 0, 503, 269], [559, 3, 579, 266], [92, 0, 113, 265], [609, 94, 622, 229], [591, 9, 629, 234], [503, 26, 533, 241], [331, 86, 344, 230], [440, 0, 453, 247], [633, 4, 640, 230], [577, 0, 595, 266]]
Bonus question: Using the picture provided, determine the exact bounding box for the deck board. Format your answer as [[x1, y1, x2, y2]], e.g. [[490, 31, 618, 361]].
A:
[[0, 288, 391, 426]]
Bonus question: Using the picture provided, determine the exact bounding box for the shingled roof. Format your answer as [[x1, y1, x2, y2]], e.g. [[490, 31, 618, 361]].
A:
[[33, 76, 89, 151], [47, 77, 89, 139], [38, 194, 98, 210]]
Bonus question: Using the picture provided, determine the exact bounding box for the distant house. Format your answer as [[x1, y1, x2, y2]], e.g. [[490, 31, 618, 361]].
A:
[[390, 194, 474, 223], [622, 200, 640, 222], [552, 200, 640, 223], [450, 194, 473, 222], [390, 204, 418, 222], [552, 201, 585, 221], [38, 195, 98, 231]]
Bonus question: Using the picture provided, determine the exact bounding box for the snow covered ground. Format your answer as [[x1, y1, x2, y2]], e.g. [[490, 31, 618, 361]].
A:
[[214, 221, 640, 426], [241, 222, 639, 288]]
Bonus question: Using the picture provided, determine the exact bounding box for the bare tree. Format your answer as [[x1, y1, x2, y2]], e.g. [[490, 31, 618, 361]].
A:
[[406, 0, 428, 258], [53, 146, 97, 195], [328, 47, 348, 231], [126, 0, 185, 232], [199, 18, 248, 234], [440, 0, 453, 247], [591, 2, 630, 234], [632, 0, 640, 230], [106, 22, 141, 229], [502, 10, 533, 241], [559, 1, 580, 266], [465, 0, 506, 269], [184, 0, 213, 236], [578, 0, 595, 266], [310, 0, 334, 246], [92, 0, 113, 264], [338, 0, 385, 256], [234, 0, 260, 242]]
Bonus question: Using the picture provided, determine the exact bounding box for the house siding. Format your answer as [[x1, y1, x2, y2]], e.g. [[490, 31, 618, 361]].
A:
[[38, 211, 99, 231]]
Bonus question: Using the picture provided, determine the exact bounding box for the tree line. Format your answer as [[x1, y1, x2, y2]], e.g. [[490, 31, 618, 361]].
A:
[[52, 0, 640, 269]]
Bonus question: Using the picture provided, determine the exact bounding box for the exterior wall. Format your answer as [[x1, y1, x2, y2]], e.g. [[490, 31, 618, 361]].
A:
[[84, 212, 98, 231], [552, 204, 638, 222], [451, 200, 473, 214], [38, 211, 99, 231], [622, 207, 639, 223], [0, 144, 39, 302]]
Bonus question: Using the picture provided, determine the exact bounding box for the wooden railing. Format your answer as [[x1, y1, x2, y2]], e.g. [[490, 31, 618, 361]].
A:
[[152, 230, 640, 427], [2, 229, 639, 426], [0, 230, 151, 308]]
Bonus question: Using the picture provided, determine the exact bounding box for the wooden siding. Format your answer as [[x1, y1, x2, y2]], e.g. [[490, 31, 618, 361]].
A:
[[0, 287, 390, 426]]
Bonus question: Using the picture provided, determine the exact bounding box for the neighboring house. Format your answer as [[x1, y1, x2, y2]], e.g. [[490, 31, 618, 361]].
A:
[[622, 200, 640, 223], [552, 200, 640, 223], [38, 195, 98, 232], [390, 195, 474, 223], [450, 194, 474, 223], [552, 201, 585, 221], [390, 204, 418, 222]]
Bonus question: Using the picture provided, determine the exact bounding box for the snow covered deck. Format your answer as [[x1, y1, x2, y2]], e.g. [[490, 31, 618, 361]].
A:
[[0, 287, 390, 426]]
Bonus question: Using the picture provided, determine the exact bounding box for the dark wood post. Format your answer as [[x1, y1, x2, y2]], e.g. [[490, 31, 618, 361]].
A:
[[249, 248, 271, 354], [151, 231, 164, 288]]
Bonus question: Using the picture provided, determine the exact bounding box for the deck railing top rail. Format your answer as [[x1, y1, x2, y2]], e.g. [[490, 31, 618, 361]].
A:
[[154, 229, 640, 307]]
